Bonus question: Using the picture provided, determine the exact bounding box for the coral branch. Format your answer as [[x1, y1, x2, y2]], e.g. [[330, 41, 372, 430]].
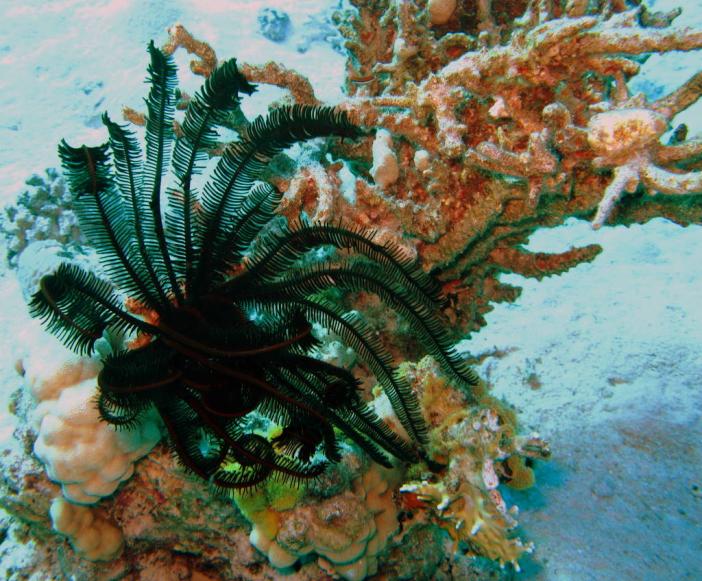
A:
[[163, 23, 217, 77], [488, 245, 603, 278], [240, 62, 320, 105], [652, 70, 702, 119]]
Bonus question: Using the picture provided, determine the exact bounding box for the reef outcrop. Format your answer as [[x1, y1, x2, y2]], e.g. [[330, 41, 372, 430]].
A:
[[3, 1, 702, 579]]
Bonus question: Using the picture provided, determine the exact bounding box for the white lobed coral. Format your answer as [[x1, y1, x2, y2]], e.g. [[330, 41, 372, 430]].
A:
[[33, 378, 161, 504], [247, 463, 401, 581], [370, 129, 400, 190], [22, 322, 161, 505], [50, 497, 123, 561]]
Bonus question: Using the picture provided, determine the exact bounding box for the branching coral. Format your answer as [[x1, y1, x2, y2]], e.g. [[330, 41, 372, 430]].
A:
[[327, 0, 702, 336], [587, 88, 702, 228], [0, 169, 82, 267]]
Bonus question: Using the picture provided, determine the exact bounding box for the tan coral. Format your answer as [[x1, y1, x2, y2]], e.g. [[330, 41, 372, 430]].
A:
[[240, 62, 320, 105], [238, 459, 402, 581], [163, 23, 217, 77], [397, 357, 549, 570], [399, 479, 531, 569], [20, 311, 160, 507], [50, 498, 123, 562], [427, 0, 457, 27], [588, 102, 702, 228], [587, 108, 668, 161]]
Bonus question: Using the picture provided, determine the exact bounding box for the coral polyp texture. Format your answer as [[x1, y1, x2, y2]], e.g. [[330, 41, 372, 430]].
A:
[[4, 0, 702, 579]]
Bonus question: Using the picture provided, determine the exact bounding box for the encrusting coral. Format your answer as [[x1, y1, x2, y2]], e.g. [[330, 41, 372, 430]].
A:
[[4, 0, 702, 579], [398, 357, 549, 571]]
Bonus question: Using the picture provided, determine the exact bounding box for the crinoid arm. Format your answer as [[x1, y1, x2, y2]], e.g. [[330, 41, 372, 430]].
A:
[[166, 53, 257, 297], [30, 38, 483, 492], [190, 104, 363, 297], [259, 258, 479, 388], [29, 263, 154, 355], [232, 220, 446, 309]]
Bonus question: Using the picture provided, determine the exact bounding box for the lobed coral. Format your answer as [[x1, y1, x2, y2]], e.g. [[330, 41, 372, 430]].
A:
[[21, 319, 161, 505], [238, 454, 401, 581], [49, 497, 123, 562]]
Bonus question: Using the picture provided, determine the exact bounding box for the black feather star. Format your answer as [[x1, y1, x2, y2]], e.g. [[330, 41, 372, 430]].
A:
[[29, 41, 480, 491]]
